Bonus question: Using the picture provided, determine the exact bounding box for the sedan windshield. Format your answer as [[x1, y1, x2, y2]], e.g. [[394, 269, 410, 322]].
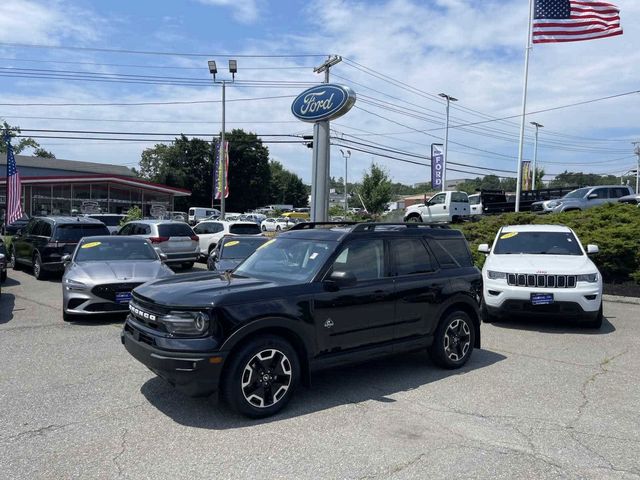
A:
[[74, 239, 158, 262], [493, 231, 583, 255], [234, 237, 334, 282], [563, 187, 590, 199]]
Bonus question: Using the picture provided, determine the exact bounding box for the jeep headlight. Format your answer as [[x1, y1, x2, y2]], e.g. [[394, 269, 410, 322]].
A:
[[161, 311, 210, 336], [487, 271, 507, 280], [577, 273, 598, 283]]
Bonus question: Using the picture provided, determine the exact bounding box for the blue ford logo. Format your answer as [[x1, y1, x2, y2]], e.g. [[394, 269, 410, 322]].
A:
[[291, 84, 356, 123]]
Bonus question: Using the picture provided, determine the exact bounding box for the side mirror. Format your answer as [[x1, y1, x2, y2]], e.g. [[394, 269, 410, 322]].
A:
[[62, 254, 72, 265], [158, 252, 168, 262], [325, 270, 357, 290], [587, 193, 598, 200], [478, 244, 490, 254], [587, 244, 599, 254]]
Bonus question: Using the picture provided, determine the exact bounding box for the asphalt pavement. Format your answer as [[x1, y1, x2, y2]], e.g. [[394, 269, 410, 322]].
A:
[[1, 265, 639, 479]]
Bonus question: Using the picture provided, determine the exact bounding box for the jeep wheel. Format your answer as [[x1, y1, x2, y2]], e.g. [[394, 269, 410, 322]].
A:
[[481, 301, 499, 324], [406, 214, 422, 223], [33, 252, 46, 280], [583, 304, 603, 329], [429, 311, 475, 369], [223, 335, 299, 418]]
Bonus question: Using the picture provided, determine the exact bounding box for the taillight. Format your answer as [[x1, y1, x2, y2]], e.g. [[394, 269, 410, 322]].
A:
[[190, 235, 199, 241], [148, 236, 169, 244]]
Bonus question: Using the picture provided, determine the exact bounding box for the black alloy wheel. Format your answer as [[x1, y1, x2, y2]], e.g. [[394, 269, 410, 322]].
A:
[[428, 311, 475, 369], [223, 335, 299, 418]]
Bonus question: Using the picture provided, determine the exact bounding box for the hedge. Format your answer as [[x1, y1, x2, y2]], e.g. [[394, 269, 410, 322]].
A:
[[454, 203, 640, 284]]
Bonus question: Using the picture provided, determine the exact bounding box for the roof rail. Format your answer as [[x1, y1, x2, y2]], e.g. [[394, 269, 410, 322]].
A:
[[351, 223, 451, 232], [288, 221, 359, 231]]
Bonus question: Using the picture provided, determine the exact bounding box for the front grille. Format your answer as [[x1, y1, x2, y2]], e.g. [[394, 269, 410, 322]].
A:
[[85, 302, 129, 312], [531, 204, 544, 212], [507, 273, 576, 288], [91, 283, 142, 301], [128, 300, 167, 333]]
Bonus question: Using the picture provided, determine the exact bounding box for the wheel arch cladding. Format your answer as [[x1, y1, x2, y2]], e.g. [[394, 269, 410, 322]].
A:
[[441, 303, 481, 349]]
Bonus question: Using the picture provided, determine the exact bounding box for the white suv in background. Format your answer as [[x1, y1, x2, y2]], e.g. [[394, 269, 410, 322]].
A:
[[479, 224, 603, 328], [404, 191, 470, 223]]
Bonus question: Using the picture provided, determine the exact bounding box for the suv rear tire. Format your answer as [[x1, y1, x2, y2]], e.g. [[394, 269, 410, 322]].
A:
[[428, 310, 475, 369], [10, 248, 21, 270], [222, 335, 300, 418], [33, 252, 46, 280]]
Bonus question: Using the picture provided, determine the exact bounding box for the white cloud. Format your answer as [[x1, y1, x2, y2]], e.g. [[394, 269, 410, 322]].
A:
[[196, 0, 262, 24]]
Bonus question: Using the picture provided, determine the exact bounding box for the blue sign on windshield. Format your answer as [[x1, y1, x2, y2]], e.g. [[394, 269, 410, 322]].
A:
[[291, 84, 356, 123]]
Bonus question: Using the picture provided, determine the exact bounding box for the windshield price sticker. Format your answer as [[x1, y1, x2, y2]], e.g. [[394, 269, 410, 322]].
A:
[[257, 239, 276, 250], [224, 240, 240, 247], [500, 232, 519, 240], [81, 241, 102, 249]]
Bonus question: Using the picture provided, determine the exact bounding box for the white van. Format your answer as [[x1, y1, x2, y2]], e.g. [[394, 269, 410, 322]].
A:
[[188, 207, 221, 225], [403, 191, 470, 223]]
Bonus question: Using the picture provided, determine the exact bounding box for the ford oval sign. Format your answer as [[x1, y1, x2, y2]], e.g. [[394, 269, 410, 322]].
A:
[[291, 84, 356, 123]]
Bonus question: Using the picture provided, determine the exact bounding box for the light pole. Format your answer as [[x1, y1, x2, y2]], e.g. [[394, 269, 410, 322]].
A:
[[438, 93, 457, 192], [208, 59, 237, 218], [633, 142, 640, 194], [340, 149, 351, 213], [530, 121, 543, 190]]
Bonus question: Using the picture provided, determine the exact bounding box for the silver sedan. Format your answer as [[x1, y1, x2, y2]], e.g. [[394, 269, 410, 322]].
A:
[[62, 236, 174, 322]]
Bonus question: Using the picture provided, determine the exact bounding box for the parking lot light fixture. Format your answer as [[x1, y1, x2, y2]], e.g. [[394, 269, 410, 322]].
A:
[[438, 93, 458, 192]]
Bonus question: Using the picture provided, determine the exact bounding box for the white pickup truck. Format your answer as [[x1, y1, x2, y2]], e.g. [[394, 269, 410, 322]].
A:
[[403, 191, 470, 224]]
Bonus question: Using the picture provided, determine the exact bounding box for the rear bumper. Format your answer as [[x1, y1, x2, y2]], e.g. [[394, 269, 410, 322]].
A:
[[163, 252, 200, 264], [121, 320, 225, 397]]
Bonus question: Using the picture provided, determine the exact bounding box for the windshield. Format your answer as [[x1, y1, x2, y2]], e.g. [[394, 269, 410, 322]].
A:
[[468, 195, 480, 205], [234, 237, 334, 282], [229, 224, 261, 235], [220, 237, 268, 259], [493, 231, 583, 255], [158, 223, 195, 237], [563, 187, 590, 199], [74, 238, 158, 262]]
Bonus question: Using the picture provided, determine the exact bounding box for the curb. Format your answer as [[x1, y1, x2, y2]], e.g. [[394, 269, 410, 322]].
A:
[[603, 294, 640, 305]]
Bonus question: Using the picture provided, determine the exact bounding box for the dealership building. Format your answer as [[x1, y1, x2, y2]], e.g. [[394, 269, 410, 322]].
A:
[[0, 155, 190, 218]]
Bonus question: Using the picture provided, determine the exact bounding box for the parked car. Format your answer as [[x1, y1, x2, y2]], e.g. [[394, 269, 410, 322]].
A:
[[239, 213, 267, 225], [1, 217, 29, 236], [207, 235, 270, 272], [478, 224, 603, 328], [260, 217, 292, 232], [0, 240, 6, 282], [62, 236, 174, 322], [282, 211, 310, 220], [117, 220, 199, 269], [86, 214, 126, 234], [188, 207, 220, 225], [531, 185, 633, 213], [193, 220, 262, 257], [121, 222, 482, 418], [10, 217, 110, 280], [0, 253, 4, 296], [404, 191, 470, 223], [468, 194, 482, 216], [618, 192, 640, 205]]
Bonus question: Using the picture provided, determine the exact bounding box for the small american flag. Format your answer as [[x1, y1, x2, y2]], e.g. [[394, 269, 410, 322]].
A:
[[533, 0, 623, 44], [4, 133, 25, 224]]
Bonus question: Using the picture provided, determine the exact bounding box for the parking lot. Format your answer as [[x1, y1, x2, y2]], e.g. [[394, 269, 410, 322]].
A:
[[1, 266, 639, 480]]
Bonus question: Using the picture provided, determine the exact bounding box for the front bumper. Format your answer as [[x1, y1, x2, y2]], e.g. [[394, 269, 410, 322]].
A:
[[121, 318, 225, 397], [483, 279, 601, 319]]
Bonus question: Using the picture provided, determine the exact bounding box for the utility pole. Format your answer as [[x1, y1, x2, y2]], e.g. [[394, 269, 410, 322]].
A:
[[438, 93, 457, 192], [340, 149, 351, 214], [310, 55, 342, 222], [633, 142, 640, 194], [530, 122, 543, 190]]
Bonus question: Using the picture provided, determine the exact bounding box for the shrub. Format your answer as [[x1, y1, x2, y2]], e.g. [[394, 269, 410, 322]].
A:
[[454, 203, 640, 283]]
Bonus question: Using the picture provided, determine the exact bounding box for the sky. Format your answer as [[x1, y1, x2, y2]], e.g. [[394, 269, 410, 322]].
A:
[[0, 0, 638, 186]]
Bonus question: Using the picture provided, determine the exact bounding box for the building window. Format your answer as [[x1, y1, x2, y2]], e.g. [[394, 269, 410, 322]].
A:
[[52, 185, 71, 215]]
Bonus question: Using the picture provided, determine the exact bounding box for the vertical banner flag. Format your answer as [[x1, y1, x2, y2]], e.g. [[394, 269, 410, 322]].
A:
[[214, 140, 229, 200], [533, 0, 623, 44], [4, 132, 25, 224], [521, 161, 532, 191], [431, 144, 444, 190]]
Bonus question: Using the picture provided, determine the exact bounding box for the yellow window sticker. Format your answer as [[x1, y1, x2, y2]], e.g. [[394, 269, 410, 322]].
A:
[[81, 241, 102, 249], [224, 240, 240, 247], [257, 239, 276, 250], [500, 232, 518, 240]]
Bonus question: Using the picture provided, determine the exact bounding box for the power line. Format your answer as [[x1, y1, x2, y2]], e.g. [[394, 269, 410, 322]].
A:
[[15, 134, 307, 144], [17, 128, 301, 137], [3, 115, 300, 125]]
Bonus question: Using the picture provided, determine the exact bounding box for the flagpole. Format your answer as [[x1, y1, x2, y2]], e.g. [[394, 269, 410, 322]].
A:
[[515, 0, 534, 213]]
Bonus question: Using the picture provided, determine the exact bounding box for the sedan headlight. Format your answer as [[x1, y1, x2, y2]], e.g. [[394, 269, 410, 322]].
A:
[[487, 271, 507, 280], [161, 311, 210, 336], [64, 278, 87, 291], [577, 273, 598, 283]]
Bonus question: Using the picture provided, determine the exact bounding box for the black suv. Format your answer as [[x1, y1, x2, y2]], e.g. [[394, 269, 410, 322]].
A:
[[11, 216, 110, 279], [122, 223, 482, 417]]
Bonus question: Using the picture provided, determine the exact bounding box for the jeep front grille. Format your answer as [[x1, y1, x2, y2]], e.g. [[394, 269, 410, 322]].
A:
[[507, 273, 576, 288]]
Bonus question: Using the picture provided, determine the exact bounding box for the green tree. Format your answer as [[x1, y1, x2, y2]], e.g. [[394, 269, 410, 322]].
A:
[[1, 120, 54, 156], [226, 129, 271, 212], [269, 160, 308, 207], [358, 163, 392, 216], [33, 148, 56, 158]]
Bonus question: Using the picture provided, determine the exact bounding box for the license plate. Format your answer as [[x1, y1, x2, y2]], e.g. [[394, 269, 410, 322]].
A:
[[531, 293, 554, 305], [115, 292, 133, 304]]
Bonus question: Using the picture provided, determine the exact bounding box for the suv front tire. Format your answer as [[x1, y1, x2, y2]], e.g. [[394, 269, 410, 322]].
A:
[[222, 335, 300, 418]]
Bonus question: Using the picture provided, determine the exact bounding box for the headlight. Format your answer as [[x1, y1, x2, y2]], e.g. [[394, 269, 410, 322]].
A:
[[160, 311, 210, 336], [64, 278, 87, 291], [487, 271, 507, 280], [577, 273, 598, 283], [546, 200, 562, 208]]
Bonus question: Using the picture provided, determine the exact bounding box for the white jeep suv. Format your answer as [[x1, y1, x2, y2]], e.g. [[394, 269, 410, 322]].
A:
[[479, 225, 603, 328]]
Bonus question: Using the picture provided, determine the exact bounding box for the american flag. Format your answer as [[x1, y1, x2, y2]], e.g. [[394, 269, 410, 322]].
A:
[[533, 0, 623, 44], [4, 134, 25, 224]]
